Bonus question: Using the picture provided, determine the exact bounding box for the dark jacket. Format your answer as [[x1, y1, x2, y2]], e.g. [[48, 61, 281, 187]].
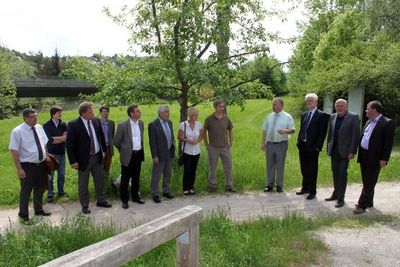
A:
[[43, 119, 67, 155], [66, 117, 106, 171], [357, 115, 394, 166], [297, 109, 329, 152], [148, 118, 175, 161]]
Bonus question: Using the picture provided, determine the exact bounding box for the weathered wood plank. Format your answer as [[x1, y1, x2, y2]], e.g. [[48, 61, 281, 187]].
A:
[[39, 205, 203, 267], [176, 225, 199, 267]]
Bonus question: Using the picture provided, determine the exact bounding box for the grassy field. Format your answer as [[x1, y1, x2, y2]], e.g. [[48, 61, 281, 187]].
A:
[[1, 211, 396, 267], [0, 98, 399, 207]]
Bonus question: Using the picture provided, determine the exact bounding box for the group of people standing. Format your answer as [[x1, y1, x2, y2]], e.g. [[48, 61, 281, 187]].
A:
[[263, 93, 394, 214], [8, 94, 395, 223]]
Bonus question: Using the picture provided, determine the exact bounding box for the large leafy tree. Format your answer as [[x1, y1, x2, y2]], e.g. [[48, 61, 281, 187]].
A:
[[104, 0, 270, 120]]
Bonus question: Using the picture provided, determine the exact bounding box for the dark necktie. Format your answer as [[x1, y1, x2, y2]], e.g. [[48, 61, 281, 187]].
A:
[[32, 126, 44, 161], [163, 121, 172, 149], [87, 121, 95, 155]]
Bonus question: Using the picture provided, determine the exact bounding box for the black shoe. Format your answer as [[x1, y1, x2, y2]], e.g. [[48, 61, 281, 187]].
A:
[[306, 194, 316, 200], [325, 196, 337, 201], [296, 190, 309, 195], [19, 215, 30, 223], [58, 192, 69, 198], [226, 188, 237, 193], [34, 210, 52, 216], [122, 202, 129, 209], [82, 207, 91, 214], [96, 201, 112, 208], [335, 200, 344, 208], [133, 198, 145, 204], [163, 193, 174, 199], [263, 186, 273, 192], [153, 196, 161, 203], [47, 197, 54, 203], [276, 187, 283, 193]]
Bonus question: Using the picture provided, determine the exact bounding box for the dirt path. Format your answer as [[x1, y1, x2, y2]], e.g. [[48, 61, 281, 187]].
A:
[[1, 182, 399, 266]]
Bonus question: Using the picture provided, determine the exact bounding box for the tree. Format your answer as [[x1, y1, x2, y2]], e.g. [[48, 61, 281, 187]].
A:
[[0, 53, 17, 119], [104, 0, 270, 121], [51, 48, 61, 76]]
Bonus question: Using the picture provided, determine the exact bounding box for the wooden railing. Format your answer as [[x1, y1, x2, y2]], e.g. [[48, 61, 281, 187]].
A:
[[39, 205, 203, 267]]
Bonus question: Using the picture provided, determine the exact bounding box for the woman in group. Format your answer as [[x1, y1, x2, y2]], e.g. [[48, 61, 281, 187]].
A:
[[178, 107, 203, 195]]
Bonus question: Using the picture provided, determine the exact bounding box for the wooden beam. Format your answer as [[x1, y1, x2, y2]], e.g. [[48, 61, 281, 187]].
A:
[[39, 205, 203, 267]]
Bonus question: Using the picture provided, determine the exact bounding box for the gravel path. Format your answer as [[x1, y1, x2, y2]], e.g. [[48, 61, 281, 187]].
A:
[[1, 182, 399, 266]]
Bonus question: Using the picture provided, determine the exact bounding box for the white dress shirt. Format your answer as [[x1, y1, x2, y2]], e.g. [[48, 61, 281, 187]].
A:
[[130, 119, 142, 151], [9, 123, 48, 163], [80, 117, 101, 154]]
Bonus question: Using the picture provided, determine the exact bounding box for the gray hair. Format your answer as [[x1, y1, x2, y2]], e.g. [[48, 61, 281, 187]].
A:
[[158, 105, 169, 115], [79, 101, 94, 115], [187, 107, 199, 118], [335, 98, 348, 105], [305, 93, 318, 102]]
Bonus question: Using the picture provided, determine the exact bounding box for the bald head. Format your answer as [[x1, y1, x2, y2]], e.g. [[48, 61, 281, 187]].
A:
[[335, 99, 348, 116]]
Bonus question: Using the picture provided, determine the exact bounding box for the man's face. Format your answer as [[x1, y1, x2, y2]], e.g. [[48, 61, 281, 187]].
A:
[[306, 97, 317, 110], [335, 101, 347, 116], [24, 112, 38, 127], [159, 110, 170, 121], [52, 111, 62, 121], [82, 106, 95, 121], [365, 104, 377, 119], [100, 109, 109, 119], [130, 107, 141, 120], [272, 100, 283, 113], [215, 103, 225, 113]]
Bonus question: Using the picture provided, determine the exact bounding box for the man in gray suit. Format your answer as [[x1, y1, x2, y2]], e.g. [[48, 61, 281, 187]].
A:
[[325, 99, 360, 207], [148, 105, 175, 203], [99, 106, 115, 177], [113, 105, 145, 209]]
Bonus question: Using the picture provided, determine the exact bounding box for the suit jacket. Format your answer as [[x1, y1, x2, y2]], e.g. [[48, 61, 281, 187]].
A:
[[66, 117, 107, 171], [357, 115, 395, 166], [105, 119, 115, 155], [113, 119, 145, 166], [327, 111, 360, 158], [297, 109, 329, 152], [148, 118, 175, 161]]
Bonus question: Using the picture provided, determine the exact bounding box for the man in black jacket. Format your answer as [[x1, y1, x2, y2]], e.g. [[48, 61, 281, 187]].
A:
[[67, 102, 112, 214], [296, 93, 329, 200], [43, 106, 68, 203], [354, 101, 395, 214]]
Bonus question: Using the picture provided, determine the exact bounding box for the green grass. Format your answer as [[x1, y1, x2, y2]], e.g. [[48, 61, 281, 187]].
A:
[[1, 211, 398, 267], [1, 98, 399, 207]]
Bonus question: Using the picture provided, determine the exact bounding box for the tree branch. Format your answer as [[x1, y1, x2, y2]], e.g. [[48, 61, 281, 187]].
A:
[[197, 41, 212, 59], [210, 49, 268, 67], [151, 0, 162, 45]]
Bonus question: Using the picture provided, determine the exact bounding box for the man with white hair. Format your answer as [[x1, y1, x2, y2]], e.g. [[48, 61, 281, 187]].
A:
[[148, 105, 176, 203], [325, 99, 360, 208], [296, 93, 329, 200]]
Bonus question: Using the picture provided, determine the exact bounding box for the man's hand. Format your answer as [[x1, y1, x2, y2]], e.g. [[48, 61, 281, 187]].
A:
[[379, 160, 387, 168], [102, 152, 106, 159], [17, 168, 26, 179], [261, 143, 266, 151], [153, 157, 160, 164], [70, 163, 79, 169], [348, 153, 355, 160]]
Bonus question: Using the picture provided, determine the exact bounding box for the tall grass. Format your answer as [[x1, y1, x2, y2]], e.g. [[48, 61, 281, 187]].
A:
[[0, 212, 329, 267], [0, 98, 399, 207]]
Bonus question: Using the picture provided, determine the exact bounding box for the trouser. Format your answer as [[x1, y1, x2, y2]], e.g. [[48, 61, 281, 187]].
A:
[[19, 162, 47, 218], [151, 156, 172, 197], [182, 153, 200, 191], [298, 141, 320, 194], [78, 153, 106, 208], [265, 141, 288, 188], [357, 148, 381, 209], [102, 145, 113, 176], [48, 153, 66, 198], [330, 148, 349, 201], [120, 150, 143, 203], [207, 146, 233, 189]]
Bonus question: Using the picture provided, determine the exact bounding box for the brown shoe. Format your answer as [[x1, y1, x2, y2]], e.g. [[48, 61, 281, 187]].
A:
[[353, 205, 366, 214]]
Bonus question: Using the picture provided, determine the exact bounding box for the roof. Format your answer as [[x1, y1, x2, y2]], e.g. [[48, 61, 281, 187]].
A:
[[14, 78, 98, 97]]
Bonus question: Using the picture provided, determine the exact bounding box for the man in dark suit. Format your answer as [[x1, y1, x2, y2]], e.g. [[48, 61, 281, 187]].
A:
[[325, 99, 360, 208], [354, 100, 394, 214], [113, 104, 145, 209], [99, 106, 115, 177], [67, 102, 112, 214], [148, 105, 175, 203], [296, 93, 329, 200]]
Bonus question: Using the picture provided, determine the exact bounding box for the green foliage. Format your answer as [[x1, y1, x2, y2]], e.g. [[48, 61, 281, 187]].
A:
[[0, 55, 17, 119]]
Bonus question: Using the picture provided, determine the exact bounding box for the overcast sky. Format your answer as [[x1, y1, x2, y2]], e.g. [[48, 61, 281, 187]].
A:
[[0, 0, 306, 63]]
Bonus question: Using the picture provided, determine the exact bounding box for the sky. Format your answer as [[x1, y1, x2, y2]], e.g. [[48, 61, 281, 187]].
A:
[[0, 0, 306, 63]]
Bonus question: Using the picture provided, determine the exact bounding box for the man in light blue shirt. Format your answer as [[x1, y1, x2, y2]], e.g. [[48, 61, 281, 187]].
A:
[[261, 98, 295, 192]]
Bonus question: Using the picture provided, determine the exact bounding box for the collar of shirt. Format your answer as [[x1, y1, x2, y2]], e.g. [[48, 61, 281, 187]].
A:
[[370, 114, 382, 123], [52, 119, 59, 127], [159, 118, 168, 125], [130, 118, 139, 126], [22, 122, 34, 130]]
